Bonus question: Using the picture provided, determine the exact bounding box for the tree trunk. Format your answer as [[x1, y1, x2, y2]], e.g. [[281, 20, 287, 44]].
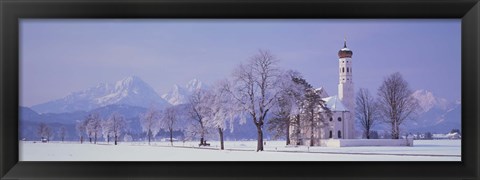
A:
[[310, 111, 314, 146], [256, 125, 264, 151], [148, 130, 151, 145], [310, 125, 314, 146], [115, 135, 118, 145], [169, 128, 173, 146], [286, 121, 290, 145], [218, 128, 224, 150], [391, 120, 400, 139], [94, 133, 97, 144], [80, 136, 83, 144], [89, 137, 92, 143], [107, 135, 110, 144], [366, 127, 370, 139]]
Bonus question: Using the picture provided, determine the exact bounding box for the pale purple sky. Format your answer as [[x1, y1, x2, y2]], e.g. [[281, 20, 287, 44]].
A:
[[20, 19, 461, 107]]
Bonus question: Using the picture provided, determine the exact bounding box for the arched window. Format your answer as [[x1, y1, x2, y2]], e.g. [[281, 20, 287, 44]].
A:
[[338, 117, 342, 122], [347, 67, 349, 72], [342, 67, 345, 73], [329, 131, 333, 138], [329, 117, 333, 121], [338, 131, 342, 138]]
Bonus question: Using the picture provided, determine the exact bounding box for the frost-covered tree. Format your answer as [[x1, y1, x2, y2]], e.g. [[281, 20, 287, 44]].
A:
[[108, 112, 127, 145], [300, 87, 331, 146], [188, 89, 211, 146], [377, 72, 419, 139], [161, 106, 179, 146], [101, 119, 113, 143], [86, 113, 102, 144], [58, 125, 67, 142], [229, 49, 282, 151], [37, 122, 52, 142], [139, 106, 161, 145], [267, 70, 306, 145], [75, 121, 86, 143], [203, 80, 242, 150], [355, 88, 380, 139]]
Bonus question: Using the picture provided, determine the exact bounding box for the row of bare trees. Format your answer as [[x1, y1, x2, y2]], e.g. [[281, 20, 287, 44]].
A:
[[36, 123, 68, 142], [139, 105, 181, 146], [75, 112, 127, 145], [356, 72, 420, 139]]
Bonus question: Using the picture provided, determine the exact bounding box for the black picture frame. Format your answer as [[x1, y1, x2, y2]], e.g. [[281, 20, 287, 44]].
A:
[[1, 0, 479, 179]]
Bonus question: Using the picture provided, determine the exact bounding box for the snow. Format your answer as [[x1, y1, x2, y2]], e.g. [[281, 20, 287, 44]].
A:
[[323, 96, 348, 112], [162, 79, 208, 105], [31, 75, 169, 113], [411, 89, 450, 112], [19, 140, 460, 161]]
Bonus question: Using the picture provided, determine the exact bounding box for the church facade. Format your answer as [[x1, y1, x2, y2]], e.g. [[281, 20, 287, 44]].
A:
[[289, 40, 356, 146]]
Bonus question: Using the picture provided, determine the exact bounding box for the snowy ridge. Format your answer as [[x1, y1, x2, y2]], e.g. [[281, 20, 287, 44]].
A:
[[162, 79, 209, 105], [411, 90, 450, 112], [31, 76, 170, 114], [404, 89, 461, 133]]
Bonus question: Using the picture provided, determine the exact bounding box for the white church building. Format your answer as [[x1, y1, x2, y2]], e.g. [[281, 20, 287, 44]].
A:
[[289, 40, 413, 147]]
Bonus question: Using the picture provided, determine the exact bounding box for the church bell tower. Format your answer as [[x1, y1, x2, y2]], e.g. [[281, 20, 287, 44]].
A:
[[337, 39, 355, 139]]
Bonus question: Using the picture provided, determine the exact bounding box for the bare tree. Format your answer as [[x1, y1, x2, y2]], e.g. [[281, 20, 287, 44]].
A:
[[267, 70, 306, 145], [300, 88, 331, 146], [58, 126, 67, 142], [101, 119, 112, 144], [355, 88, 379, 139], [37, 122, 52, 142], [203, 80, 241, 150], [377, 72, 419, 139], [86, 113, 102, 144], [188, 89, 211, 146], [108, 112, 127, 145], [161, 106, 179, 146], [139, 106, 162, 145], [229, 49, 282, 151], [75, 121, 86, 143]]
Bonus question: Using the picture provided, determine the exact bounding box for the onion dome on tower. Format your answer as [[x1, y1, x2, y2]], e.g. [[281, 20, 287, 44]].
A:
[[338, 39, 353, 58]]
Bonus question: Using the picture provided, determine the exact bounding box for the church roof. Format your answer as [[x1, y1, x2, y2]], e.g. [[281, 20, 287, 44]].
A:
[[322, 95, 348, 112], [338, 39, 353, 58]]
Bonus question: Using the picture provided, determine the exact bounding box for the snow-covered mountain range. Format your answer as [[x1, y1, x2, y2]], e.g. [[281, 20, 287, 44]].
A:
[[161, 79, 208, 105], [404, 90, 461, 133], [31, 76, 170, 114], [411, 89, 451, 113]]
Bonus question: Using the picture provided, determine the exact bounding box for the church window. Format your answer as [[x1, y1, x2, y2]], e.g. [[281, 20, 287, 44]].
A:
[[338, 117, 342, 121], [338, 131, 342, 138], [329, 131, 333, 138], [342, 67, 344, 73], [330, 117, 333, 121], [347, 67, 349, 72]]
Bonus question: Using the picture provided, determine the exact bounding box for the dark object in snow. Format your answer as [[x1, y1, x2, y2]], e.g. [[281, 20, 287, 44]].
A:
[[199, 140, 210, 147], [41, 138, 48, 143]]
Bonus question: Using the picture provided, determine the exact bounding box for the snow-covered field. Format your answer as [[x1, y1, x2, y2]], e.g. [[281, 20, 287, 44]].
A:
[[19, 140, 461, 161]]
